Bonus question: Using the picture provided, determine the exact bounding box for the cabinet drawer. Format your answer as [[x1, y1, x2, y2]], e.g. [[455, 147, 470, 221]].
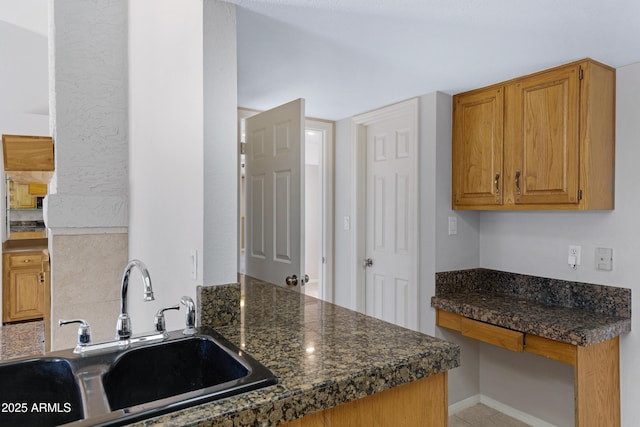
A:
[[525, 334, 577, 365], [461, 317, 524, 352], [9, 253, 43, 269]]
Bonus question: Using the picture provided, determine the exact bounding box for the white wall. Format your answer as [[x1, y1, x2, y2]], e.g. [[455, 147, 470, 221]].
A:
[[128, 0, 204, 331], [128, 0, 237, 333], [332, 117, 353, 308], [0, 20, 48, 124], [473, 62, 640, 427], [203, 0, 238, 285]]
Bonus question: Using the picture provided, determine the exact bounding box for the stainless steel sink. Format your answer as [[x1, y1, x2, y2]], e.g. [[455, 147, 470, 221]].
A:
[[0, 329, 277, 427], [0, 357, 83, 426]]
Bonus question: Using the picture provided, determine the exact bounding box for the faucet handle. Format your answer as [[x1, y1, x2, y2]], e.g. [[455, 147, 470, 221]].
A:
[[59, 319, 92, 346], [154, 304, 180, 333], [180, 296, 196, 335]]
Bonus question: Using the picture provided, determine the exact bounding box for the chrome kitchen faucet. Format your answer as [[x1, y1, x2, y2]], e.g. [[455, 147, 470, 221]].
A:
[[116, 259, 155, 340]]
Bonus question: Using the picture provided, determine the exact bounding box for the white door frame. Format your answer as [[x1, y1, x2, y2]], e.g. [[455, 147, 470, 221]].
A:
[[350, 98, 419, 316], [305, 119, 334, 302]]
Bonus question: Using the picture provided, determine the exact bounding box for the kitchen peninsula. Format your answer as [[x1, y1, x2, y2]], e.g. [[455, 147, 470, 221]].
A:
[[134, 277, 460, 426]]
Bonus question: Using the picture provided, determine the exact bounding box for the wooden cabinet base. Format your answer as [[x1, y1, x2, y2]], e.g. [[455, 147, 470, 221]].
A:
[[436, 309, 621, 427], [575, 337, 620, 427], [280, 372, 448, 427]]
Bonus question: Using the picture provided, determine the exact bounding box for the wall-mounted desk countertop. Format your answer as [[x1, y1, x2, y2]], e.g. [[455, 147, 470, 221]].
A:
[[431, 268, 631, 427]]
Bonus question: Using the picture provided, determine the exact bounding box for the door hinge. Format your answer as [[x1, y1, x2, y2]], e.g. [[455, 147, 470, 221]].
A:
[[579, 67, 584, 80], [578, 189, 583, 201]]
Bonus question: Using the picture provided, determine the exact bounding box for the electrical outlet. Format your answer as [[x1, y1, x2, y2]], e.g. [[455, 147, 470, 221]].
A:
[[568, 245, 582, 267]]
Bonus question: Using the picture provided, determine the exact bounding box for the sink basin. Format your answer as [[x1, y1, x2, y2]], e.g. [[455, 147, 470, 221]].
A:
[[0, 358, 83, 426], [102, 335, 259, 410], [0, 330, 276, 426]]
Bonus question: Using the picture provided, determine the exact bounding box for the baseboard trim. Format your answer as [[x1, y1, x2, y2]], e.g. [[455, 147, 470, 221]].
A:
[[449, 394, 558, 427], [448, 394, 481, 415]]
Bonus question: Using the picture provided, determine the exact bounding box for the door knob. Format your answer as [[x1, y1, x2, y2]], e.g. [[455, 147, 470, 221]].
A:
[[285, 274, 310, 287], [285, 275, 298, 287], [362, 258, 373, 268]]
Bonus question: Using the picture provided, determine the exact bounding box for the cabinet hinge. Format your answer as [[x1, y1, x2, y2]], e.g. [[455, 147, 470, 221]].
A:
[[579, 67, 584, 80], [578, 189, 583, 201]]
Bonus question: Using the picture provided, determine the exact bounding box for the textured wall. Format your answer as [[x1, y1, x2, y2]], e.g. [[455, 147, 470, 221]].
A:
[[47, 0, 128, 229], [47, 0, 129, 349], [50, 234, 127, 350]]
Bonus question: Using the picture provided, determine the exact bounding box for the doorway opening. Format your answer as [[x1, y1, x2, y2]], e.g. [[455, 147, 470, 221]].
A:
[[238, 109, 333, 301]]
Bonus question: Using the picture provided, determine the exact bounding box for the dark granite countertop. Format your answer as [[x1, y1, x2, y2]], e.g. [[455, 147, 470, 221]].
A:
[[134, 277, 460, 426], [10, 220, 45, 232], [431, 269, 631, 346]]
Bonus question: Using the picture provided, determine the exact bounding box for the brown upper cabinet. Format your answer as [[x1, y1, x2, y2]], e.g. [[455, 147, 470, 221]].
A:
[[452, 59, 615, 210], [2, 134, 55, 184]]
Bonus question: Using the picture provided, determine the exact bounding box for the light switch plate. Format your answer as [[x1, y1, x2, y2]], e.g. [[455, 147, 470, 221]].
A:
[[595, 247, 613, 271], [190, 250, 198, 280], [448, 216, 457, 235]]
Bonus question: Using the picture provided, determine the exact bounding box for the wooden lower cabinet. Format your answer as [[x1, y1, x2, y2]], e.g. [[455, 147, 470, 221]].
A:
[[436, 309, 621, 427], [280, 372, 448, 427], [2, 251, 49, 323]]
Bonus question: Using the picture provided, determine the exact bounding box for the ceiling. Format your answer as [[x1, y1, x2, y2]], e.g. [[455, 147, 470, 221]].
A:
[[2, 0, 639, 122], [231, 0, 640, 120]]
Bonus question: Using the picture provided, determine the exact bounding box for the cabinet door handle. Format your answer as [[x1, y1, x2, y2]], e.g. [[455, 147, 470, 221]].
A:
[[494, 173, 500, 195], [515, 170, 521, 195]]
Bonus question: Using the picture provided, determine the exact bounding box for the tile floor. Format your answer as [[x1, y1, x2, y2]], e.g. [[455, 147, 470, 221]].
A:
[[449, 404, 531, 427], [0, 320, 45, 361]]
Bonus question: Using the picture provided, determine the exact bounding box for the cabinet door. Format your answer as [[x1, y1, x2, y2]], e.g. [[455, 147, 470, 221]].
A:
[[452, 87, 504, 207], [8, 268, 44, 321], [507, 65, 580, 205], [9, 182, 37, 209]]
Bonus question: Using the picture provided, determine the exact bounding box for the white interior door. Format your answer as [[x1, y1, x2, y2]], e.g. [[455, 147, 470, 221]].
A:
[[364, 108, 417, 329], [245, 99, 306, 289]]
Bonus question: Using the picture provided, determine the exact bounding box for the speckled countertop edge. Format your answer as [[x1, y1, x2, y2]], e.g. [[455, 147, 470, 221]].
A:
[[133, 277, 460, 426], [432, 269, 631, 346]]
